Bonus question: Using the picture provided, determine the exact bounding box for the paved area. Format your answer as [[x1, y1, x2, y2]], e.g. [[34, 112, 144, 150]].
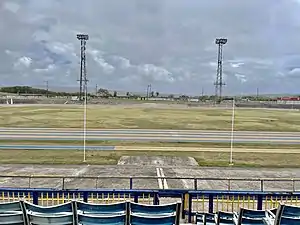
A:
[[0, 128, 300, 144], [1, 156, 300, 191]]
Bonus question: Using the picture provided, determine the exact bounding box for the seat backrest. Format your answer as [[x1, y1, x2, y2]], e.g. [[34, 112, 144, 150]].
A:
[[239, 217, 265, 224], [279, 216, 300, 225], [24, 201, 74, 214], [130, 214, 176, 225], [216, 211, 233, 224], [130, 202, 178, 215], [0, 212, 26, 225], [76, 201, 127, 215], [78, 213, 126, 225], [281, 204, 300, 217], [27, 213, 74, 225], [235, 208, 265, 225], [241, 208, 265, 218], [0, 201, 23, 213], [203, 213, 215, 225]]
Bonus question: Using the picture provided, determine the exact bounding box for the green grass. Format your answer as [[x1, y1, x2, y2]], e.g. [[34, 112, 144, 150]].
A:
[[1, 149, 300, 168], [0, 105, 299, 131], [1, 139, 300, 149]]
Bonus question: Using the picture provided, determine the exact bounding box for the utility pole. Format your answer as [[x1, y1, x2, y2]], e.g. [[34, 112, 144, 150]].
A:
[[45, 80, 49, 98], [96, 84, 98, 97], [256, 87, 259, 99], [146, 84, 152, 100]]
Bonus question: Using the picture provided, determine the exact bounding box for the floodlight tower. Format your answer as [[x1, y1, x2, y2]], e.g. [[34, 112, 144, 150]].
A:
[[77, 34, 89, 101], [214, 38, 227, 103]]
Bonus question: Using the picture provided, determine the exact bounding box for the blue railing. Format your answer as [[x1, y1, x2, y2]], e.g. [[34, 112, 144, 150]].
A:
[[2, 188, 300, 223]]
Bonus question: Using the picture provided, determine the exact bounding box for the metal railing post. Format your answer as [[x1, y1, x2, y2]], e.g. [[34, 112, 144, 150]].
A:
[[62, 178, 65, 190], [95, 178, 98, 189], [28, 176, 32, 188], [292, 179, 295, 192], [194, 178, 198, 190], [260, 180, 264, 192]]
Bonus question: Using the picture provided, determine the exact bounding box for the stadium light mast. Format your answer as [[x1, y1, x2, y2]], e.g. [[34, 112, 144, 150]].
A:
[[214, 38, 227, 104], [77, 33, 89, 163]]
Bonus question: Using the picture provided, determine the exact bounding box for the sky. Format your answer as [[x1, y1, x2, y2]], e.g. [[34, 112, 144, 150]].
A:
[[1, 0, 300, 95]]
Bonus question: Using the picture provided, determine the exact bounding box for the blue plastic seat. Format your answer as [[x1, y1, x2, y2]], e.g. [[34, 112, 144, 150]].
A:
[[279, 204, 300, 218], [27, 213, 74, 225], [216, 211, 234, 225], [0, 211, 26, 225], [76, 201, 127, 215], [233, 208, 265, 225], [24, 201, 74, 215], [0, 201, 24, 214], [130, 202, 179, 217], [77, 213, 127, 225], [269, 204, 300, 225], [130, 214, 176, 225], [195, 212, 215, 225]]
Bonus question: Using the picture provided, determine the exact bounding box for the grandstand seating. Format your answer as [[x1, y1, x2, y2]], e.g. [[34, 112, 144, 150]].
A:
[[196, 205, 300, 225], [0, 200, 181, 225], [2, 199, 300, 224]]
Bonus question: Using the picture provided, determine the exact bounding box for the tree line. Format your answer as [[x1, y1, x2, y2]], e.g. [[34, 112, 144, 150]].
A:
[[0, 86, 283, 101]]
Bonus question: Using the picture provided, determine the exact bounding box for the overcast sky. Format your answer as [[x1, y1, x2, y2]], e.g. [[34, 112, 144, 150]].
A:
[[1, 0, 300, 95]]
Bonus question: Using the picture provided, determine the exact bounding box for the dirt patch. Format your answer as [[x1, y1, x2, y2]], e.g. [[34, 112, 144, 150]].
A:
[[117, 156, 198, 166]]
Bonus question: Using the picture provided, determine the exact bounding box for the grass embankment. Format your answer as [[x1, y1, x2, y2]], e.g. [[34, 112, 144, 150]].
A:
[[0, 105, 299, 131], [1, 150, 300, 168]]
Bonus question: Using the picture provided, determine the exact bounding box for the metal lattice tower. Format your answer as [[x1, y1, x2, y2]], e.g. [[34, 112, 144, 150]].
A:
[[214, 38, 227, 103], [77, 34, 89, 101]]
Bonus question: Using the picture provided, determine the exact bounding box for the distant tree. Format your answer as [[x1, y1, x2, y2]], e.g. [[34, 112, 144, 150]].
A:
[[155, 91, 159, 97], [126, 92, 130, 97], [113, 91, 117, 97], [168, 94, 174, 99], [150, 91, 154, 97], [97, 88, 111, 98]]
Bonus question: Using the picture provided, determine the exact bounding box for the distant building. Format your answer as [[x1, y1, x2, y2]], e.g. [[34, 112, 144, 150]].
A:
[[277, 97, 300, 104]]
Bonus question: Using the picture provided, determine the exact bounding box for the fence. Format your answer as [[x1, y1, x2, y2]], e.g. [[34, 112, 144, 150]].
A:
[[2, 187, 300, 223], [1, 175, 300, 191]]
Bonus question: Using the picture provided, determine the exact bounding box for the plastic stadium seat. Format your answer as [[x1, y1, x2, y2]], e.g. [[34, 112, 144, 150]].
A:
[[215, 211, 234, 225], [27, 213, 74, 225], [77, 213, 127, 225], [0, 201, 24, 214], [197, 213, 215, 225], [129, 202, 180, 217], [0, 211, 26, 225], [277, 204, 300, 218], [233, 208, 265, 225], [264, 204, 300, 225], [75, 201, 127, 215], [23, 201, 74, 215], [130, 214, 177, 225]]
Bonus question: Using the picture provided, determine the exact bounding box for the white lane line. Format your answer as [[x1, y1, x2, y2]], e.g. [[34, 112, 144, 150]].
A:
[[159, 168, 169, 189], [156, 168, 163, 189]]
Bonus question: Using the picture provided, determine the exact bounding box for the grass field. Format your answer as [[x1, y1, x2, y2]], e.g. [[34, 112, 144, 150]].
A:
[[1, 139, 300, 149], [1, 149, 300, 168], [0, 105, 299, 131]]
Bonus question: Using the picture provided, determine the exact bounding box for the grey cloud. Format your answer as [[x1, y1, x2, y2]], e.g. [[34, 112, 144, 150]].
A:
[[1, 0, 300, 94]]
